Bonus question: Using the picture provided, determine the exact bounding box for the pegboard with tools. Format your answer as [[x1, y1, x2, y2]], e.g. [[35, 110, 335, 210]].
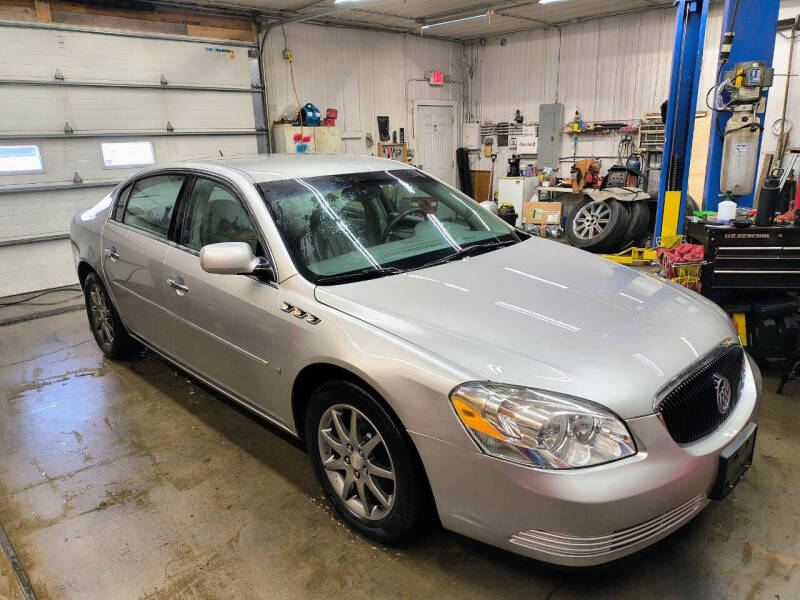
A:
[[479, 123, 538, 153], [377, 142, 408, 162]]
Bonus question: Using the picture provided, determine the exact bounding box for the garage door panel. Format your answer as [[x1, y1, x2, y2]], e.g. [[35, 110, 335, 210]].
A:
[[0, 135, 259, 191], [0, 91, 66, 133], [0, 22, 262, 294], [0, 29, 253, 87], [0, 134, 259, 243], [159, 136, 258, 160], [0, 88, 256, 134], [163, 92, 256, 131], [0, 186, 113, 242], [0, 139, 127, 187], [0, 239, 76, 297]]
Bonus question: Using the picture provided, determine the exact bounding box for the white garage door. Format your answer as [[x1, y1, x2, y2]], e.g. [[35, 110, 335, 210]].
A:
[[0, 21, 266, 297]]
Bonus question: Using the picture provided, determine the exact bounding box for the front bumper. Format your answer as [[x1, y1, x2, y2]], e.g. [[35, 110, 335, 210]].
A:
[[411, 358, 759, 566]]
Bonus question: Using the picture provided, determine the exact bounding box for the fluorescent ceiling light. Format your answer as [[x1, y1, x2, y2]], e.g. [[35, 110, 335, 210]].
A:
[[421, 11, 492, 30], [334, 0, 366, 4], [538, 0, 573, 4]]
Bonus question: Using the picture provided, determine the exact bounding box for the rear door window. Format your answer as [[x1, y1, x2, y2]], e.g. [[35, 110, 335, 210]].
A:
[[122, 174, 185, 238]]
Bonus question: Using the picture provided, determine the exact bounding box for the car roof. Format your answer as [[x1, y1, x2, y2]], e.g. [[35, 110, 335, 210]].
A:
[[172, 154, 416, 183]]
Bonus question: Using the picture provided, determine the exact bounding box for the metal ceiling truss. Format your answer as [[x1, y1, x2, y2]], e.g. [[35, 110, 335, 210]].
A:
[[135, 0, 685, 42]]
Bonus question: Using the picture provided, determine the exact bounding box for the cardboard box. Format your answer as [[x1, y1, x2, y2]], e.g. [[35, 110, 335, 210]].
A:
[[523, 201, 562, 226]]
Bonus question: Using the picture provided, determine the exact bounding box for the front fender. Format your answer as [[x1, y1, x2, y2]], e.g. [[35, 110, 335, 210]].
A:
[[275, 277, 477, 450]]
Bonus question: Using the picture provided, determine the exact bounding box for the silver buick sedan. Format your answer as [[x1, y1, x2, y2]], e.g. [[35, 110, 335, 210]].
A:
[[71, 154, 761, 566]]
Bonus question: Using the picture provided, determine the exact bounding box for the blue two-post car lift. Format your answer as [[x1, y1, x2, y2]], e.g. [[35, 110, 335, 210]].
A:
[[605, 0, 780, 263]]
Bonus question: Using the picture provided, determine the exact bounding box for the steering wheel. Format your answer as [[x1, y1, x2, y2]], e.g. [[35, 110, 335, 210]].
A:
[[380, 208, 429, 243]]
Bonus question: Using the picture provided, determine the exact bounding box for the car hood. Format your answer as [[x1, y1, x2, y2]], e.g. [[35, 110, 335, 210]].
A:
[[314, 238, 737, 419]]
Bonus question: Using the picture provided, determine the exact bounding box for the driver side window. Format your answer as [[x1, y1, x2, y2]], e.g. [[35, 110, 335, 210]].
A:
[[180, 178, 259, 254]]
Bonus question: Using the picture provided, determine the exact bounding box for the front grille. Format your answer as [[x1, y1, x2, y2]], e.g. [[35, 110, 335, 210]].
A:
[[509, 495, 706, 558], [656, 344, 745, 444]]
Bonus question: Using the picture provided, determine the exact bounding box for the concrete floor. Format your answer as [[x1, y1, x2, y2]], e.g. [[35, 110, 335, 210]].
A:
[[0, 309, 799, 600]]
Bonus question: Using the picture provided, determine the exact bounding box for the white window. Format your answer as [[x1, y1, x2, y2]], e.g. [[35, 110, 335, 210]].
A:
[[101, 142, 156, 168], [0, 145, 44, 173]]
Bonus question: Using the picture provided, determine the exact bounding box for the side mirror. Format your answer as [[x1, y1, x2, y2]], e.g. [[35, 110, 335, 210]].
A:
[[200, 242, 274, 280]]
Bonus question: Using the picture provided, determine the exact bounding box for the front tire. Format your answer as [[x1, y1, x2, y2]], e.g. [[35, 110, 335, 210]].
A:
[[305, 380, 429, 544], [83, 271, 137, 358]]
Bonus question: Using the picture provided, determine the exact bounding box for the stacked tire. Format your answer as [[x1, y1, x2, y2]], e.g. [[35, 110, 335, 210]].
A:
[[565, 197, 651, 254]]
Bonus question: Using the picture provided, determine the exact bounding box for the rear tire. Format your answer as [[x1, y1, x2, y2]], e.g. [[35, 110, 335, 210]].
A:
[[306, 380, 429, 544], [82, 271, 138, 358], [566, 198, 631, 253]]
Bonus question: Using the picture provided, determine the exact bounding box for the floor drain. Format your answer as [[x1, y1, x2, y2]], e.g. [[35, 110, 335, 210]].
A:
[[0, 304, 84, 328]]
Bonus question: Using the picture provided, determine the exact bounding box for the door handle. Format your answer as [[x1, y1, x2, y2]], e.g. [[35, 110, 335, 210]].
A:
[[104, 247, 119, 261], [166, 278, 189, 295]]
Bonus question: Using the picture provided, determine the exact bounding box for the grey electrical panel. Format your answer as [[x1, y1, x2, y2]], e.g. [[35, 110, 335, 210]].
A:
[[538, 103, 563, 170]]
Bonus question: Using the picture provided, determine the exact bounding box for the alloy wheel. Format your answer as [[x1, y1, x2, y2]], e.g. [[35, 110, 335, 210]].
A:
[[318, 404, 396, 520], [88, 283, 115, 346], [572, 201, 611, 240]]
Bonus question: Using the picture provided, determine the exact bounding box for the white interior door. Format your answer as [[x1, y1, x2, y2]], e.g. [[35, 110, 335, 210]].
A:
[[417, 104, 454, 185]]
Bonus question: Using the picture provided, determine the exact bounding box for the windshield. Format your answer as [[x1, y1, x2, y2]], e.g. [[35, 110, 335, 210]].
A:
[[257, 170, 519, 284]]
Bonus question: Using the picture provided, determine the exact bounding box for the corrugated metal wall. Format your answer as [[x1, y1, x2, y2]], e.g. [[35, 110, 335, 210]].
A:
[[468, 0, 800, 191], [758, 1, 800, 166], [468, 7, 676, 178], [264, 22, 463, 157]]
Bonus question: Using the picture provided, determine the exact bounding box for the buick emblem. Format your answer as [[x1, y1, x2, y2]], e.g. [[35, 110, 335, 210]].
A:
[[713, 374, 732, 414]]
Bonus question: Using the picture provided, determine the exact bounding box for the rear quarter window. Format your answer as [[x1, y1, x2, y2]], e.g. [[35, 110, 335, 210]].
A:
[[112, 185, 132, 221]]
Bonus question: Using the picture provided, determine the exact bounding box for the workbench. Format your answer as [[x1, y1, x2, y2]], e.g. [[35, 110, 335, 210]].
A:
[[537, 186, 575, 201]]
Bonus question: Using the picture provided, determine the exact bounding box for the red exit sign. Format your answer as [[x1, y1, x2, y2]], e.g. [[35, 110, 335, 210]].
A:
[[429, 71, 444, 85]]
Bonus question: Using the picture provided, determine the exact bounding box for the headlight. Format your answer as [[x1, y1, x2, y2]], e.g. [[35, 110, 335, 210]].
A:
[[450, 382, 636, 469]]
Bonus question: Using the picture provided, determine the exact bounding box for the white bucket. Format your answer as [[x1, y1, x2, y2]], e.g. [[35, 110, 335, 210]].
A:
[[717, 199, 737, 224]]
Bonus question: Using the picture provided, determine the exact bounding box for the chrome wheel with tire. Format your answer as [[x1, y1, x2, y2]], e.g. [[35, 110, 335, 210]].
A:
[[572, 201, 611, 240], [88, 283, 115, 346], [82, 271, 137, 358], [306, 380, 430, 543], [318, 404, 396, 520], [565, 198, 631, 253]]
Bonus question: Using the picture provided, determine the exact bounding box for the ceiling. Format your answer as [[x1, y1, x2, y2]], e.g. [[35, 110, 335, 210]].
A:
[[151, 0, 677, 40]]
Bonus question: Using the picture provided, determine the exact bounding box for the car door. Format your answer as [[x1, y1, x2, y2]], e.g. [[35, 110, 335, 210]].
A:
[[160, 175, 282, 418], [101, 173, 187, 349]]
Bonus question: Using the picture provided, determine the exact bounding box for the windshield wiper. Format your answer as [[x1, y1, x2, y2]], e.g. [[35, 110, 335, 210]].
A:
[[315, 266, 406, 285], [458, 239, 518, 257], [413, 239, 518, 271], [314, 239, 517, 284]]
